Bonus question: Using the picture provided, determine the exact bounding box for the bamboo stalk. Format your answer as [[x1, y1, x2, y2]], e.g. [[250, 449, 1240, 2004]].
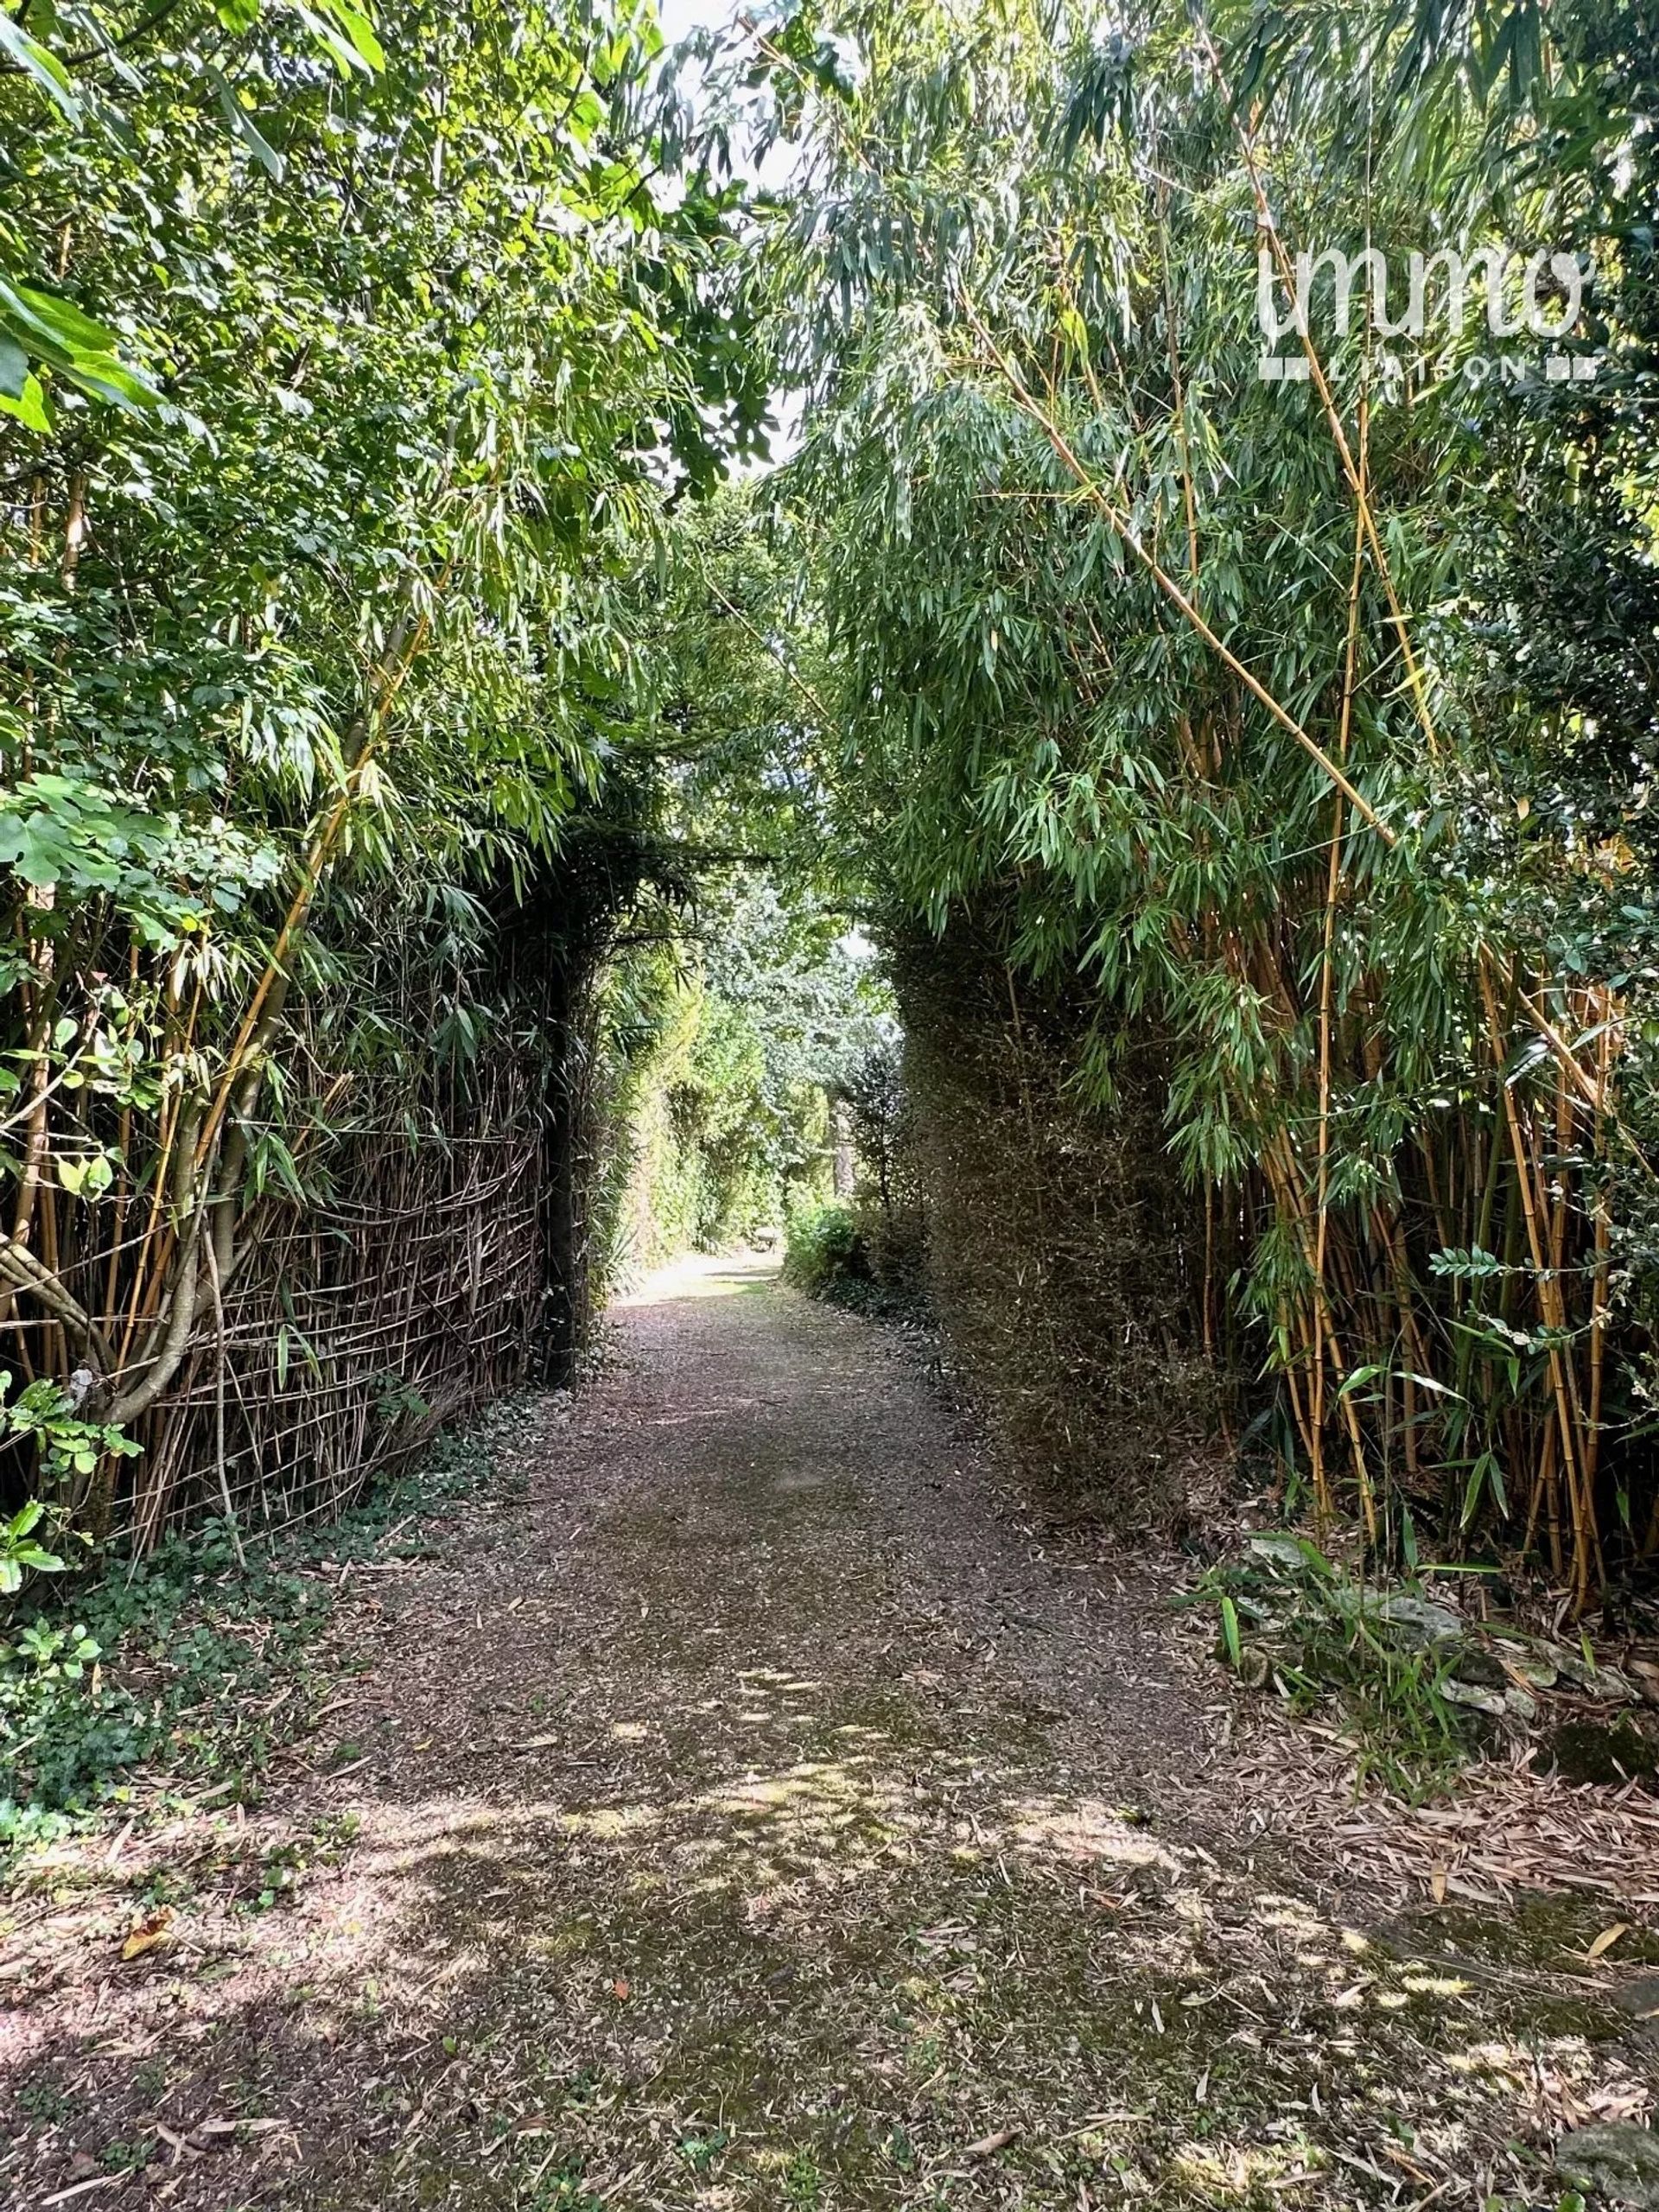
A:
[[1479, 965, 1595, 1608]]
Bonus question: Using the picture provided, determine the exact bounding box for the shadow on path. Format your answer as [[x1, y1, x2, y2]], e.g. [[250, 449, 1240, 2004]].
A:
[[2, 1258, 1649, 2209]]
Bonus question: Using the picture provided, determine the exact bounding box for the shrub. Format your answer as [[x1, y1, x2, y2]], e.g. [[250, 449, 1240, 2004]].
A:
[[783, 1203, 868, 1299]]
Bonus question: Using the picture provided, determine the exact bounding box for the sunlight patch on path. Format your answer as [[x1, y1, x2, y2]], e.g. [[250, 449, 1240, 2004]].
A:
[[617, 1250, 780, 1307]]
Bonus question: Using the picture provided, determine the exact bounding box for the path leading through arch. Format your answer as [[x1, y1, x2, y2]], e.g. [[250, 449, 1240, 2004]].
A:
[[4, 1258, 1649, 2209]]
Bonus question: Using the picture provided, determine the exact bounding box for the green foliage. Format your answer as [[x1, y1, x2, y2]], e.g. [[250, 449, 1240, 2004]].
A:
[[782, 1185, 927, 1321], [1190, 1541, 1478, 1798], [0, 1420, 493, 1860], [677, 2127, 731, 2176], [6, 0, 1654, 1637], [0, 0, 777, 1543], [0, 1387, 141, 1596], [604, 874, 886, 1272], [782, 2152, 824, 2207], [746, 0, 1659, 1580], [0, 776, 281, 945], [529, 2159, 606, 2212], [1, 1377, 140, 1492], [0, 1502, 65, 1597], [784, 1201, 865, 1297]]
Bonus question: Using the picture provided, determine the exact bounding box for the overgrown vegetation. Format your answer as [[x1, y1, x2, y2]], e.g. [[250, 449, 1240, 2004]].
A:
[[4, 0, 1659, 1835], [0, 1416, 499, 1861], [741, 0, 1659, 1602], [782, 1199, 861, 1292], [0, 0, 775, 1553], [1193, 1537, 1494, 1797], [1192, 1527, 1659, 1796], [5, 12, 1657, 2202], [608, 880, 886, 1272]]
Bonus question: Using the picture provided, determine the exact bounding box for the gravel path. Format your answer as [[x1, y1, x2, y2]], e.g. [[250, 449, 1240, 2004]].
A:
[[3, 1258, 1649, 2209]]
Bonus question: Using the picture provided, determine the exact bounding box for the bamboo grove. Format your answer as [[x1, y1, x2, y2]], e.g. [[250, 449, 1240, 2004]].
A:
[[0, 0, 773, 1560], [3, 0, 1657, 1615], [755, 0, 1659, 1603]]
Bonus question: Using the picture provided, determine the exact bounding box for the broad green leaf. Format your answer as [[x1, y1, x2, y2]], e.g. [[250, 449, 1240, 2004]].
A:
[[293, 0, 384, 76], [0, 329, 29, 397], [206, 62, 287, 181], [0, 10, 81, 123], [0, 368, 50, 430]]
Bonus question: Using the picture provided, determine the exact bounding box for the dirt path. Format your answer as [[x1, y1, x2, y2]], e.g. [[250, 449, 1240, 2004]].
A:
[[4, 1261, 1652, 2209]]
